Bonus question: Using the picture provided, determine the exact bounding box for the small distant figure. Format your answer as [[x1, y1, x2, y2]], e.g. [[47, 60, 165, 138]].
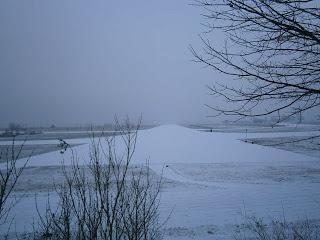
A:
[[57, 139, 70, 154], [210, 129, 213, 132]]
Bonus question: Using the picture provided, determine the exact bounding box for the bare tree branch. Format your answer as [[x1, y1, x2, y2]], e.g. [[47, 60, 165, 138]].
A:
[[192, 0, 320, 121]]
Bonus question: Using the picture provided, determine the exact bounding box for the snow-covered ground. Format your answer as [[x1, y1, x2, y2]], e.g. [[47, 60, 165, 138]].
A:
[[1, 124, 319, 239]]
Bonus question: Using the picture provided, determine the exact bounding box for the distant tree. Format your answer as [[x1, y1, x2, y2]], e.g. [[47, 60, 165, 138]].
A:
[[191, 0, 320, 122]]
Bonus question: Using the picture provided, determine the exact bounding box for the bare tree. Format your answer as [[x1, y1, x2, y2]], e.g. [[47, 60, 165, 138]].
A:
[[191, 0, 320, 122], [34, 119, 163, 240], [0, 138, 29, 227]]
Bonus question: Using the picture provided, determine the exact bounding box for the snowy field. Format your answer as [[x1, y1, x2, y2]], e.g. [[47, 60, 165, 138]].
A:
[[0, 124, 320, 239]]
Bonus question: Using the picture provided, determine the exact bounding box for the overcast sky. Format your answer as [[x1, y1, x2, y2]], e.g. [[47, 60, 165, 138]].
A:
[[0, 0, 225, 127]]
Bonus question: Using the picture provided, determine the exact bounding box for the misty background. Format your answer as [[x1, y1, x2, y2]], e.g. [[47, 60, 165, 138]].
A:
[[0, 0, 227, 127]]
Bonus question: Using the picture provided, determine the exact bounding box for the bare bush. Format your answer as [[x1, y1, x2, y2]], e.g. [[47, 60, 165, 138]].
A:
[[234, 215, 320, 240], [33, 120, 162, 240], [0, 138, 29, 225]]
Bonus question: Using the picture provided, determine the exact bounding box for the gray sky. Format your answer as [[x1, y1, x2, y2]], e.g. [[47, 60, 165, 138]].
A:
[[0, 0, 221, 126]]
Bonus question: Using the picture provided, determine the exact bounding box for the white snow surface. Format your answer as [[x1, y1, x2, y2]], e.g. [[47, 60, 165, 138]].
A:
[[2, 124, 320, 239], [13, 124, 317, 167]]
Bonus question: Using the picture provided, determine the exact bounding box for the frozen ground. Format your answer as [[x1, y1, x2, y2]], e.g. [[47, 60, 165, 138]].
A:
[[242, 135, 320, 159], [194, 122, 320, 133], [0, 143, 82, 163], [0, 124, 319, 239], [0, 131, 120, 142]]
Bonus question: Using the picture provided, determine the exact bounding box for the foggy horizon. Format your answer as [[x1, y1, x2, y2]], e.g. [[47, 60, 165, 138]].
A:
[[1, 0, 318, 128], [0, 0, 222, 127]]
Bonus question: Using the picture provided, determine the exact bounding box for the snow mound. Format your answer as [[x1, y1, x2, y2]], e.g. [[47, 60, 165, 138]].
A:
[[142, 124, 198, 135], [134, 124, 316, 166]]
